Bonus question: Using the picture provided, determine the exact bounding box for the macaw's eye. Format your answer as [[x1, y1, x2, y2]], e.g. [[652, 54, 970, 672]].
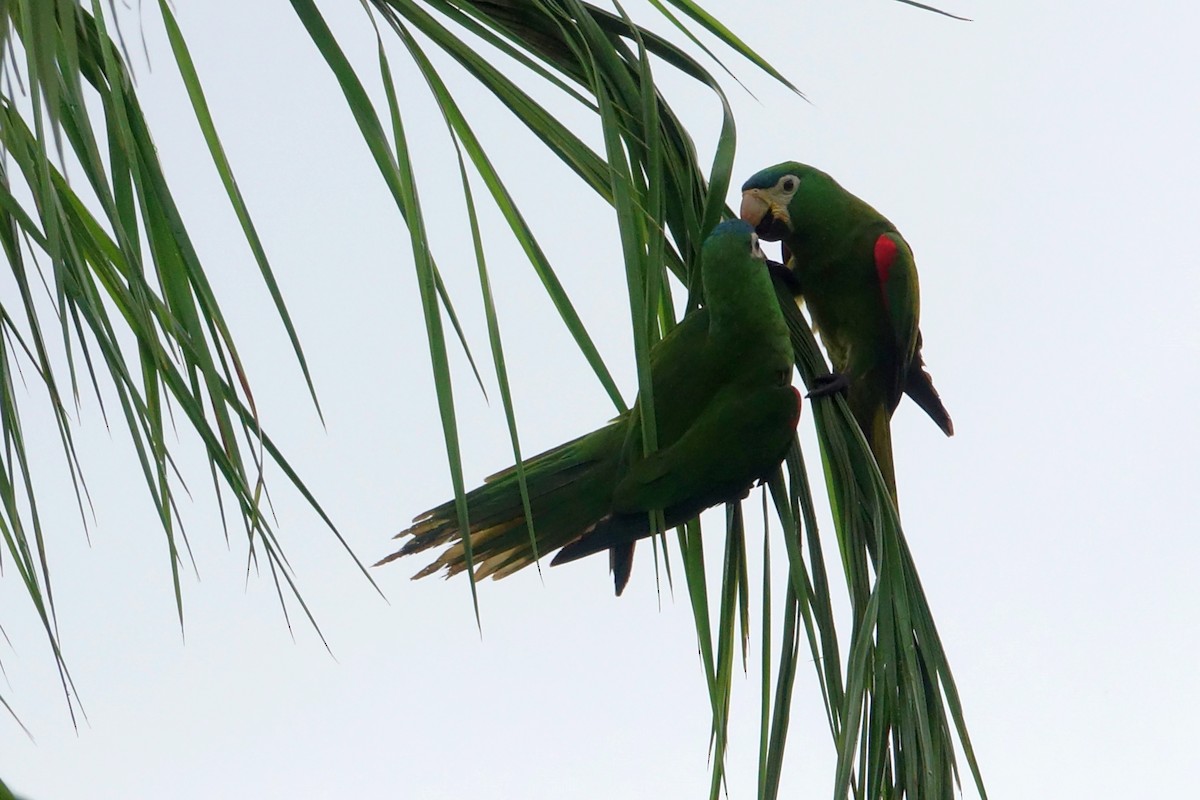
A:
[[781, 177, 797, 193], [750, 233, 764, 258]]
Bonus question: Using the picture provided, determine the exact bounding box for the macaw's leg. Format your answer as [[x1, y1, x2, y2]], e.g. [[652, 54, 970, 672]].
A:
[[807, 372, 851, 398]]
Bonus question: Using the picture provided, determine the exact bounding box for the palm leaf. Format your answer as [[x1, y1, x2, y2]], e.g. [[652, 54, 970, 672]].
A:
[[0, 1, 365, 721], [337, 3, 983, 796], [310, 3, 983, 796], [1, 1, 985, 798]]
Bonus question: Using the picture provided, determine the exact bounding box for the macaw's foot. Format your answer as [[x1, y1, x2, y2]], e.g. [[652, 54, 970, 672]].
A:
[[807, 372, 850, 399]]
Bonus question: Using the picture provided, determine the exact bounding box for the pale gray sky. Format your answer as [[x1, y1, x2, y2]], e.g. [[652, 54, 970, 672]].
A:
[[3, 1, 1198, 798]]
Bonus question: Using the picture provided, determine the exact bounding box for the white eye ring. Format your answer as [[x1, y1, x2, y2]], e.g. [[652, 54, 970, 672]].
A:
[[780, 176, 799, 193], [750, 233, 764, 259]]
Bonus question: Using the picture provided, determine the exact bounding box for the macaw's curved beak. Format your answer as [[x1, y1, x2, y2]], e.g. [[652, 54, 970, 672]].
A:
[[740, 189, 770, 226], [740, 189, 789, 241]]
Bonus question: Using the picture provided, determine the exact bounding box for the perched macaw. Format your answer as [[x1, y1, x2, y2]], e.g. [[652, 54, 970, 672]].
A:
[[379, 220, 802, 595], [739, 162, 952, 504]]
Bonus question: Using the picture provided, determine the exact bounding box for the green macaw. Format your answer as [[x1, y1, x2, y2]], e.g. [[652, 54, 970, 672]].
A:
[[378, 220, 801, 595], [739, 162, 952, 504]]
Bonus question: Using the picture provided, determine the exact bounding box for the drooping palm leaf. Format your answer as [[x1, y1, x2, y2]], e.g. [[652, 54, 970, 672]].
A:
[[316, 3, 985, 797], [0, 1, 368, 722], [0, 1, 985, 797]]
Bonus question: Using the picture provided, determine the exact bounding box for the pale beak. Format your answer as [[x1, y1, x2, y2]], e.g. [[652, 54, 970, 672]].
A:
[[740, 189, 770, 227]]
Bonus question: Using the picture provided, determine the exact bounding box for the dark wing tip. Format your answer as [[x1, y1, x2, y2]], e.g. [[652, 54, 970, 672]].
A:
[[610, 542, 635, 596], [903, 354, 954, 437]]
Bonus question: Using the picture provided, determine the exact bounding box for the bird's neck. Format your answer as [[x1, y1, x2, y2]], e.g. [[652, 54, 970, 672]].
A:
[[704, 263, 787, 341]]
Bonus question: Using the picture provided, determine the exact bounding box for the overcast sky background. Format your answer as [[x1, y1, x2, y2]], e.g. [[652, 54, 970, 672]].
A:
[[3, 1, 1199, 798]]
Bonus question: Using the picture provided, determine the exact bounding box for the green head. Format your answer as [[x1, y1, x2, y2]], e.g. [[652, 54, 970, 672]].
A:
[[702, 219, 766, 275], [700, 219, 781, 324], [739, 161, 843, 243]]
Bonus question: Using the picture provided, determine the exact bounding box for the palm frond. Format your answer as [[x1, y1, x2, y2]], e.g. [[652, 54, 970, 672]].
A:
[[0, 1, 984, 797], [291, 1, 979, 796], [293, 0, 984, 796], [0, 1, 364, 721]]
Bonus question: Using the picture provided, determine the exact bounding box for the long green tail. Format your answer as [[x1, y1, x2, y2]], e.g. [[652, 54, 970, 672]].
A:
[[377, 425, 623, 583], [864, 402, 899, 509], [840, 400, 897, 513]]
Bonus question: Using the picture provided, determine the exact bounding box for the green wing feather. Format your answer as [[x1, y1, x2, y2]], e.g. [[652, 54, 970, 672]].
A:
[[613, 383, 799, 514], [877, 231, 920, 408]]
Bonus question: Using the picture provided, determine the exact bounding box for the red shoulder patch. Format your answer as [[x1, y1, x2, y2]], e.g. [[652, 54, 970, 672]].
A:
[[874, 234, 899, 286], [790, 386, 803, 429]]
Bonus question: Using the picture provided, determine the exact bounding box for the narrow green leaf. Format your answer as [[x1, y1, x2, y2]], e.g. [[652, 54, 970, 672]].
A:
[[158, 1, 325, 420]]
